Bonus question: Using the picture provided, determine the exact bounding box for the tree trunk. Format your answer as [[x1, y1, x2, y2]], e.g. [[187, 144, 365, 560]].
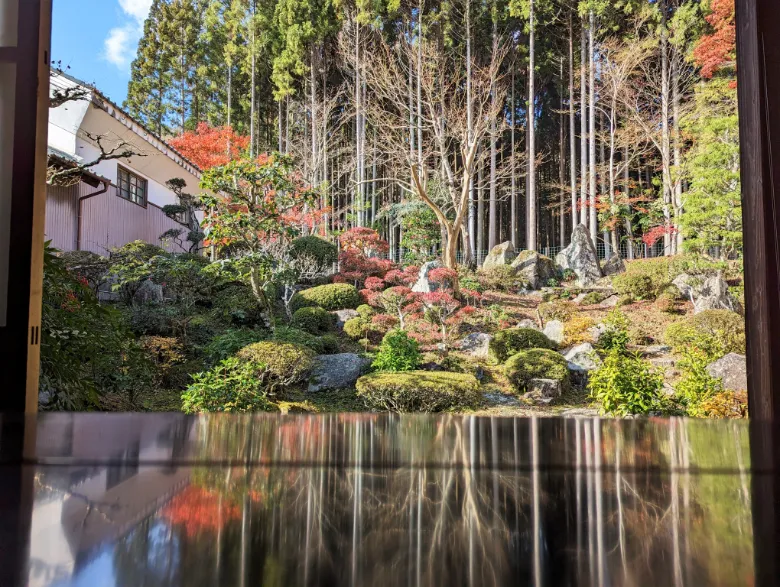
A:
[[579, 20, 588, 227], [672, 50, 683, 253], [569, 14, 577, 235], [477, 162, 485, 258], [661, 0, 672, 255], [488, 5, 498, 249], [526, 0, 537, 251], [624, 143, 634, 260], [510, 64, 517, 248], [466, 0, 476, 260], [588, 9, 597, 241]]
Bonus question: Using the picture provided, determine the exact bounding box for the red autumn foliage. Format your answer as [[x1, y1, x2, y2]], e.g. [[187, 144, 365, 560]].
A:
[[692, 0, 736, 79], [160, 485, 240, 538], [168, 123, 250, 170], [335, 227, 395, 287], [642, 225, 677, 247]]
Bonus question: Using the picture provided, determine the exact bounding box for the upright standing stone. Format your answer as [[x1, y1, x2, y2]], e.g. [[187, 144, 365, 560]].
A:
[[555, 225, 603, 286], [412, 260, 443, 293], [482, 241, 517, 270], [511, 250, 558, 290]]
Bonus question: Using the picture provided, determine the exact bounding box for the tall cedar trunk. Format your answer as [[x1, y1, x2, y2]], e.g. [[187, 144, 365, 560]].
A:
[[488, 4, 498, 249], [672, 50, 683, 253], [526, 0, 537, 251], [416, 0, 423, 180], [579, 21, 588, 226], [477, 162, 485, 257], [466, 0, 476, 259], [355, 20, 363, 227], [310, 46, 318, 186], [624, 143, 633, 259], [588, 9, 597, 241], [568, 14, 577, 235], [249, 0, 256, 157], [600, 111, 611, 255], [661, 0, 672, 254], [511, 64, 517, 248], [559, 62, 566, 249]]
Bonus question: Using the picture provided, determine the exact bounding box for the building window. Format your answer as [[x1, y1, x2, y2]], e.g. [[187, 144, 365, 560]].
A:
[[117, 166, 147, 206]]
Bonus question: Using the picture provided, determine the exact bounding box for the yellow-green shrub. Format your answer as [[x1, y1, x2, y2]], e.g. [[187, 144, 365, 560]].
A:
[[355, 371, 481, 412], [537, 300, 575, 322], [504, 349, 571, 394], [236, 341, 315, 391], [489, 327, 556, 363], [563, 315, 595, 347], [664, 310, 745, 359], [289, 283, 362, 312], [612, 273, 654, 300]]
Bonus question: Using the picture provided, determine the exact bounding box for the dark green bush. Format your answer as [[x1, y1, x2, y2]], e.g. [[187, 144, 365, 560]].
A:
[[580, 291, 607, 305], [203, 328, 266, 364], [477, 265, 527, 292], [664, 310, 745, 360], [272, 326, 327, 354], [355, 371, 481, 412], [612, 273, 655, 300], [504, 349, 571, 394], [290, 236, 338, 271], [321, 334, 341, 354], [290, 283, 362, 312], [291, 306, 334, 334], [489, 328, 556, 363], [372, 329, 421, 372], [182, 357, 276, 413], [588, 351, 665, 416], [236, 341, 316, 391], [211, 283, 263, 326]]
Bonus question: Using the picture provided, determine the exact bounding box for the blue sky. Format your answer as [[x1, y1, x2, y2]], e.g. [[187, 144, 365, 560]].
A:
[[52, 0, 152, 105]]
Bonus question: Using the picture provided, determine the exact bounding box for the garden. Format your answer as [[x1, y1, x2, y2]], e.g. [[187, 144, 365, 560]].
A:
[[39, 154, 748, 419]]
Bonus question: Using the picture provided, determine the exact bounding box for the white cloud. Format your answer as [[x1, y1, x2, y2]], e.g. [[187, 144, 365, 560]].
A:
[[102, 0, 153, 71]]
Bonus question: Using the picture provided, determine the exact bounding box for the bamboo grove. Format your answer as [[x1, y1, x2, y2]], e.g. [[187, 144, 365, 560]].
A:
[[125, 0, 739, 263]]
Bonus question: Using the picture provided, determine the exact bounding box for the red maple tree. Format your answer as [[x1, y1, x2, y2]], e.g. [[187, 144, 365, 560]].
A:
[[168, 123, 250, 170], [692, 0, 736, 79]]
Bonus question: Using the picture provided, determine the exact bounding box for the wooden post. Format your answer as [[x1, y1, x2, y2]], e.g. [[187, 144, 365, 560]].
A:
[[0, 0, 51, 412]]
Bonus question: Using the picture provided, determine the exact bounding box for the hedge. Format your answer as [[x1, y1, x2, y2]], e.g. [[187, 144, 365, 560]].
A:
[[289, 283, 362, 312], [504, 348, 571, 394], [355, 371, 481, 412], [489, 327, 556, 363]]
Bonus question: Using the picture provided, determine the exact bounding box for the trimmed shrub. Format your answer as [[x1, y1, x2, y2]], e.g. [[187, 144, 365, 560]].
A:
[[612, 273, 654, 300], [372, 329, 421, 372], [617, 294, 634, 306], [272, 326, 328, 354], [320, 334, 341, 354], [344, 317, 372, 341], [537, 300, 575, 322], [356, 304, 376, 320], [489, 328, 556, 363], [291, 306, 334, 334], [290, 283, 362, 312], [290, 235, 338, 271], [664, 309, 745, 360], [236, 341, 315, 391], [598, 309, 630, 353], [697, 390, 748, 419], [203, 328, 266, 365], [580, 291, 607, 306], [477, 265, 527, 292], [655, 290, 677, 313], [675, 348, 724, 416], [504, 349, 571, 394], [588, 351, 665, 416], [619, 255, 728, 299], [211, 283, 263, 326], [182, 357, 276, 413], [355, 371, 481, 412]]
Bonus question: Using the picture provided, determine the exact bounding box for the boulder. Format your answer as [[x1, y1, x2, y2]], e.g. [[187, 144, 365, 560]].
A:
[[511, 250, 558, 290], [517, 318, 541, 330], [412, 260, 443, 293], [482, 241, 517, 270], [308, 353, 371, 392], [555, 225, 603, 286], [706, 353, 748, 392], [484, 392, 522, 407], [543, 320, 565, 346], [600, 295, 620, 308], [331, 309, 359, 330], [563, 343, 602, 373], [134, 280, 164, 304], [587, 323, 607, 344], [692, 274, 743, 314], [672, 273, 697, 300], [523, 378, 563, 405], [602, 253, 626, 277], [458, 333, 493, 359]]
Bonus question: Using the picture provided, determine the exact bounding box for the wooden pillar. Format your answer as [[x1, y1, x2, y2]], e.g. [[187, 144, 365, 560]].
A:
[[0, 0, 51, 412]]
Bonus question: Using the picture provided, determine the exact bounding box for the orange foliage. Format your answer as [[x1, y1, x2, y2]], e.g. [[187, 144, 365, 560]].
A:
[[692, 0, 736, 79], [168, 123, 250, 170], [160, 485, 240, 537]]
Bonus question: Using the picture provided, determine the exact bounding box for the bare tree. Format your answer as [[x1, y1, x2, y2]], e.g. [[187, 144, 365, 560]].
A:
[[340, 24, 513, 270], [47, 131, 147, 186]]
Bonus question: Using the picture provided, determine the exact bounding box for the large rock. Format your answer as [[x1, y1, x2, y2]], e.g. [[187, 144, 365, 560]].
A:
[[412, 260, 443, 293], [563, 343, 602, 373], [543, 320, 565, 346], [332, 309, 359, 330], [555, 225, 603, 286], [308, 353, 371, 392], [134, 280, 164, 304], [602, 253, 626, 277], [672, 273, 696, 300], [692, 274, 743, 314], [482, 241, 517, 270], [511, 250, 558, 290], [458, 333, 493, 359], [706, 353, 748, 392], [523, 378, 563, 405], [517, 318, 541, 330]]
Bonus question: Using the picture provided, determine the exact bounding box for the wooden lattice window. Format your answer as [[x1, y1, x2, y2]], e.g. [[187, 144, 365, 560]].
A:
[[117, 166, 147, 207]]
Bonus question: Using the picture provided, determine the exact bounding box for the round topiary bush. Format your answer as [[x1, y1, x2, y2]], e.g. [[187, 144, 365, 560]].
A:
[[612, 273, 655, 300], [355, 371, 481, 412], [356, 304, 376, 320], [291, 306, 335, 334], [290, 283, 362, 313], [664, 309, 745, 359], [272, 326, 328, 354], [236, 341, 316, 390], [489, 328, 556, 363], [372, 329, 421, 372], [290, 236, 338, 271], [344, 317, 371, 340], [504, 348, 571, 394]]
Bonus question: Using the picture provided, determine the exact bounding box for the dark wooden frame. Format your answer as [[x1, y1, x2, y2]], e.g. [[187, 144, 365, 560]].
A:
[[117, 164, 149, 208]]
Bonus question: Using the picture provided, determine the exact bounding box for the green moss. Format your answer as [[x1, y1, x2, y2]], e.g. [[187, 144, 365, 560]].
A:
[[291, 306, 334, 334], [290, 283, 362, 312], [580, 291, 607, 305], [489, 327, 556, 363], [504, 348, 571, 394], [664, 310, 745, 360], [355, 371, 481, 412]]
